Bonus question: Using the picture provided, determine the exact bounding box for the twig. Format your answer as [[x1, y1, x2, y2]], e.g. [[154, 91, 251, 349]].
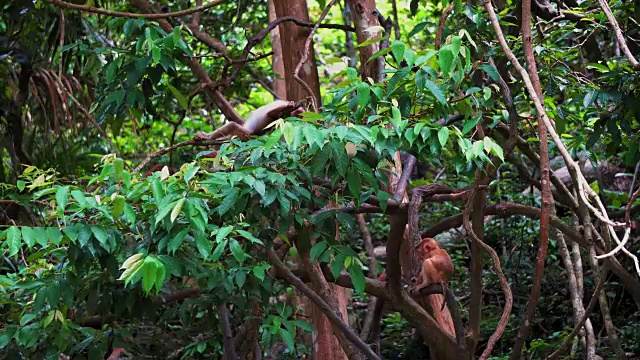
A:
[[43, 0, 226, 19], [435, 4, 454, 50]]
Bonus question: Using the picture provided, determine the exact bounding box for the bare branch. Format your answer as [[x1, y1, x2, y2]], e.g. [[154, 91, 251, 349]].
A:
[[43, 0, 226, 19]]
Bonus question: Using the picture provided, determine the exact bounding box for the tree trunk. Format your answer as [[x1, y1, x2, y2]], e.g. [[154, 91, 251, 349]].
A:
[[271, 2, 349, 359], [272, 0, 321, 104], [347, 0, 383, 82], [268, 0, 286, 99]]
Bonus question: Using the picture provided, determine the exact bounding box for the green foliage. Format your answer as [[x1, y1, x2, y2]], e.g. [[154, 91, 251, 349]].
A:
[[2, 0, 640, 357]]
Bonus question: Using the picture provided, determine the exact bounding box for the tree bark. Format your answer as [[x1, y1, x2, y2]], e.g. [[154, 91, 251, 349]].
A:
[[347, 0, 383, 82], [272, 0, 321, 103], [272, 2, 348, 358], [268, 0, 286, 99]]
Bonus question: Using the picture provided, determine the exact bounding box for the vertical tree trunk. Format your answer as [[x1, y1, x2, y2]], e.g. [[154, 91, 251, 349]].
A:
[[272, 0, 321, 104], [271, 2, 349, 359], [268, 0, 286, 99], [347, 0, 383, 82]]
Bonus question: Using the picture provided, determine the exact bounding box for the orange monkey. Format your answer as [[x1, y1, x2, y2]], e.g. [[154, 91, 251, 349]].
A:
[[410, 238, 454, 299]]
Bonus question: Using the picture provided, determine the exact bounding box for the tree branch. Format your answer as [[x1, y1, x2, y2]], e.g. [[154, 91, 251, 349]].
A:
[[43, 0, 225, 19]]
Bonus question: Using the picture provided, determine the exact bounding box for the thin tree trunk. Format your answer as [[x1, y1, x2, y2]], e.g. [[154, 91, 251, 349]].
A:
[[268, 0, 286, 99], [271, 3, 348, 358], [510, 0, 553, 356], [593, 228, 627, 359], [556, 225, 596, 357], [272, 0, 321, 103]]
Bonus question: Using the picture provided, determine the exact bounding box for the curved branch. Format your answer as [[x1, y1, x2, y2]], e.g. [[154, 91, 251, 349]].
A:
[[43, 0, 225, 19], [435, 4, 454, 50], [463, 190, 513, 360]]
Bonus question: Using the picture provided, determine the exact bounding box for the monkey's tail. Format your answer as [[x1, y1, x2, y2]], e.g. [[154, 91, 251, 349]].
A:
[[427, 294, 455, 337]]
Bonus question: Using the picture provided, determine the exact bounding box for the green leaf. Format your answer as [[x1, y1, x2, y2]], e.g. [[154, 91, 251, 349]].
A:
[[170, 198, 185, 223], [21, 227, 36, 249], [229, 238, 245, 263], [34, 227, 48, 247], [141, 257, 158, 293], [46, 227, 63, 246], [20, 313, 37, 326], [424, 80, 447, 104], [112, 195, 125, 218], [235, 270, 247, 288], [282, 122, 295, 146], [211, 240, 227, 261], [367, 46, 393, 64], [294, 319, 314, 333], [236, 229, 263, 245], [438, 127, 450, 146], [472, 140, 484, 157], [387, 67, 411, 92], [310, 241, 328, 261], [252, 263, 270, 281], [439, 46, 455, 76], [330, 253, 345, 280], [92, 227, 109, 250], [216, 225, 234, 243], [348, 264, 366, 294], [450, 36, 462, 56], [329, 140, 348, 177], [408, 21, 428, 38], [462, 117, 480, 135], [71, 189, 88, 208], [279, 328, 295, 350], [391, 40, 405, 64], [168, 228, 189, 254], [356, 36, 385, 49], [491, 141, 505, 161], [16, 180, 25, 192], [346, 167, 362, 202], [218, 188, 239, 216], [480, 63, 500, 83], [356, 82, 371, 108], [195, 232, 212, 260], [55, 186, 69, 213], [47, 283, 60, 307], [310, 148, 330, 176], [183, 165, 199, 183], [114, 158, 124, 181]]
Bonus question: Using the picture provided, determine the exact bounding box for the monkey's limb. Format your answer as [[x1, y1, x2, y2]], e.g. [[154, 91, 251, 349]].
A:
[[193, 122, 252, 142]]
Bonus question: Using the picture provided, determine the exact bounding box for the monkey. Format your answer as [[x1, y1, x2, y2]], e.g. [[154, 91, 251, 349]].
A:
[[193, 100, 305, 142], [410, 238, 454, 311]]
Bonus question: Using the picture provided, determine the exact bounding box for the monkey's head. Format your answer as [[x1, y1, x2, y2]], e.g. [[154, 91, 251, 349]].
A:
[[415, 237, 440, 254]]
